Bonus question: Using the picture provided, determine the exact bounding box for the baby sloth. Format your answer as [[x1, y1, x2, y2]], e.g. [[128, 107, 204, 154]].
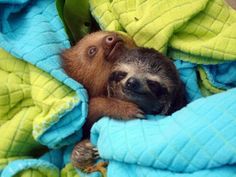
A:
[[61, 31, 143, 137], [108, 47, 187, 115], [63, 31, 143, 173]]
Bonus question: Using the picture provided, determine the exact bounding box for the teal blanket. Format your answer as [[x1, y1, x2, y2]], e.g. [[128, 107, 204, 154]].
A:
[[0, 0, 236, 177], [91, 87, 236, 176]]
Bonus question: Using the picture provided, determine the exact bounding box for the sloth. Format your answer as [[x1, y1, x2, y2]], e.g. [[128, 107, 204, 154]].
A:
[[70, 46, 187, 173], [62, 31, 143, 172], [61, 31, 143, 138], [108, 47, 187, 115]]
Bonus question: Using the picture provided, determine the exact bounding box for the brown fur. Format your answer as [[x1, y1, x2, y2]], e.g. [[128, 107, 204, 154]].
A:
[[61, 31, 143, 137]]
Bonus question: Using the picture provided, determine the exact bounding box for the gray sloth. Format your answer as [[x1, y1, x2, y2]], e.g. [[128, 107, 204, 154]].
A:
[[108, 47, 187, 115]]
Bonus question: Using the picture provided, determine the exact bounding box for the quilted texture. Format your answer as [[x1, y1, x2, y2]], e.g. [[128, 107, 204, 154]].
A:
[[0, 0, 89, 176], [0, 0, 236, 177], [107, 161, 236, 177], [202, 62, 236, 90], [90, 0, 236, 63], [0, 0, 88, 147], [0, 0, 88, 97], [1, 159, 59, 177], [0, 48, 84, 171], [91, 88, 236, 176]]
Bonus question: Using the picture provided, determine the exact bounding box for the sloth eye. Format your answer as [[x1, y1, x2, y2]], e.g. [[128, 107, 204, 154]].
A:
[[147, 80, 167, 96], [87, 46, 97, 57], [109, 71, 127, 83]]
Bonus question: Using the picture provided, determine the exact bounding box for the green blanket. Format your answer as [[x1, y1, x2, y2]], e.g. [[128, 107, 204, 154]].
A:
[[90, 0, 236, 64], [0, 48, 79, 170]]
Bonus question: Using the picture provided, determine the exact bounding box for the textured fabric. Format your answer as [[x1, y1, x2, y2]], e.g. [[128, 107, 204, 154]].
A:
[[1, 159, 59, 177], [0, 0, 88, 176], [90, 0, 236, 64], [0, 0, 236, 176], [0, 48, 85, 173], [91, 88, 236, 176], [0, 0, 88, 148], [107, 161, 236, 177], [202, 62, 236, 90]]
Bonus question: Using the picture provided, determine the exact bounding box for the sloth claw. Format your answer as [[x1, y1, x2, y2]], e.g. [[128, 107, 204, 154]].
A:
[[71, 139, 100, 171], [136, 113, 145, 119], [84, 161, 108, 174]]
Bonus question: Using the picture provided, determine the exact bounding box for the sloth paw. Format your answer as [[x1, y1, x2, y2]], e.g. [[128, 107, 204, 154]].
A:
[[84, 161, 108, 174], [71, 139, 99, 171], [121, 102, 145, 119]]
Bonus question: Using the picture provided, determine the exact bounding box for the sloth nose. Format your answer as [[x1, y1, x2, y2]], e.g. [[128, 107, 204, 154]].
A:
[[104, 35, 116, 46], [125, 77, 140, 92]]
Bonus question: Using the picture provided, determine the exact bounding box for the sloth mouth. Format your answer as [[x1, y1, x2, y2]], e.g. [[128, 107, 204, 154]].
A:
[[106, 40, 124, 61], [122, 88, 148, 97]]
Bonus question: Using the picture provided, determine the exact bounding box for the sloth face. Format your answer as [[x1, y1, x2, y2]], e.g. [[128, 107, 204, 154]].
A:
[[61, 31, 136, 97], [108, 47, 187, 115]]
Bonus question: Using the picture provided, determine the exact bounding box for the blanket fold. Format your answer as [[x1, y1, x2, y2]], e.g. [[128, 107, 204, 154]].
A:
[[0, 0, 88, 149], [90, 0, 236, 63], [91, 88, 236, 176]]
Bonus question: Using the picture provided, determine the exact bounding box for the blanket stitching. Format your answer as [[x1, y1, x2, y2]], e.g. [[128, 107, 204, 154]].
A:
[[131, 0, 195, 38]]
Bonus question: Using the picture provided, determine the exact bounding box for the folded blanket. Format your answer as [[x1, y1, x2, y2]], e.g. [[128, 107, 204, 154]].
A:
[[0, 48, 84, 174], [87, 0, 236, 176], [91, 87, 236, 176], [0, 0, 87, 176], [0, 0, 88, 148], [90, 0, 236, 64]]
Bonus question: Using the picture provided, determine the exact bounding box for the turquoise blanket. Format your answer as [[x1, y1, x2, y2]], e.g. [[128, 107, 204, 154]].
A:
[[0, 0, 236, 177], [91, 87, 236, 176]]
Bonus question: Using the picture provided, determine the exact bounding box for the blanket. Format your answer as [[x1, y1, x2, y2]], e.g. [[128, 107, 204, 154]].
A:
[[0, 0, 236, 177], [88, 0, 236, 176], [91, 87, 236, 176], [90, 0, 236, 64], [0, 0, 88, 176]]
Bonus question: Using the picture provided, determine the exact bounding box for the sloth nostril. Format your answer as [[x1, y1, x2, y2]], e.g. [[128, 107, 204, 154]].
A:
[[126, 77, 140, 91], [108, 37, 113, 41], [105, 35, 115, 44]]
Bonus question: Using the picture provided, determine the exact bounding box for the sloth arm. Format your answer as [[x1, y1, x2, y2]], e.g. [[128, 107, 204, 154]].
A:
[[83, 97, 144, 137], [88, 97, 143, 121]]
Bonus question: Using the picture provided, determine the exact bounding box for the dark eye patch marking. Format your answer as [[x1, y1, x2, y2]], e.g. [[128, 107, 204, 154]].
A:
[[87, 46, 97, 58], [147, 80, 168, 96], [109, 71, 127, 83]]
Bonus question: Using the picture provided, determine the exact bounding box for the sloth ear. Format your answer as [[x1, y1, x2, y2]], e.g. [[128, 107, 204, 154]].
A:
[[61, 47, 79, 63]]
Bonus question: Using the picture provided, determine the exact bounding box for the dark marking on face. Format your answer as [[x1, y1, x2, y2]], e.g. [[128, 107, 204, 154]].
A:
[[146, 80, 168, 97], [109, 71, 128, 83]]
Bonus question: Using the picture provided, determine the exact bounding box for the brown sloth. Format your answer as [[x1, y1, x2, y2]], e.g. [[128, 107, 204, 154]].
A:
[[61, 31, 144, 138]]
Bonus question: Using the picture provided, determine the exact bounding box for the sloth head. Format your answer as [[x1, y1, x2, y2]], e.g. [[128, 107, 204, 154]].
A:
[[108, 47, 187, 115], [61, 31, 136, 97]]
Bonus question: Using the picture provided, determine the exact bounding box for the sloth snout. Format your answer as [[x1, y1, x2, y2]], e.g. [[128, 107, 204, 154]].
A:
[[125, 77, 141, 92], [103, 34, 120, 47]]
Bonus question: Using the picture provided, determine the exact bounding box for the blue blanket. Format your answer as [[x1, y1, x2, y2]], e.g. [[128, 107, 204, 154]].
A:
[[0, 0, 236, 177], [91, 87, 236, 176]]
